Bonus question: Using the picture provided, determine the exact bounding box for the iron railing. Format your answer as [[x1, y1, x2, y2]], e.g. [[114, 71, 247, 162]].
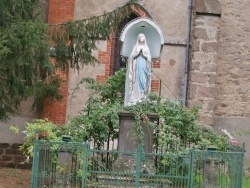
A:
[[31, 140, 244, 188], [193, 150, 244, 188]]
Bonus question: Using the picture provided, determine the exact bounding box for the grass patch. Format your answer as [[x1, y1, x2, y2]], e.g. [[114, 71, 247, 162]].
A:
[[243, 176, 250, 188]]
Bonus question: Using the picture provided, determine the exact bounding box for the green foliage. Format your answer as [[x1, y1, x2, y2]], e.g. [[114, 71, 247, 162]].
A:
[[76, 68, 126, 104], [124, 99, 228, 153], [68, 69, 126, 147], [0, 0, 61, 120], [31, 75, 63, 112], [244, 176, 250, 188], [17, 69, 228, 157], [0, 0, 141, 120], [68, 69, 228, 152], [18, 119, 63, 157]]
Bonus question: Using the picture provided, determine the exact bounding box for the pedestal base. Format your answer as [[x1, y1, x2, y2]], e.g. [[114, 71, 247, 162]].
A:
[[117, 111, 158, 153], [113, 111, 158, 173]]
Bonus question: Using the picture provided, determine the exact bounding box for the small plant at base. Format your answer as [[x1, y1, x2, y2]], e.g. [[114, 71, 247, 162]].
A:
[[10, 119, 62, 157]]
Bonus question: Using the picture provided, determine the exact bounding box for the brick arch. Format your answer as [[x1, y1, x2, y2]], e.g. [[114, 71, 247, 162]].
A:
[[130, 4, 152, 18], [96, 4, 161, 94], [96, 5, 161, 93]]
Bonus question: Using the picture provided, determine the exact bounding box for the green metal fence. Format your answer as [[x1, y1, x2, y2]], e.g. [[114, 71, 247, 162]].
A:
[[193, 150, 244, 188], [84, 146, 194, 188], [31, 141, 244, 188], [31, 141, 85, 188]]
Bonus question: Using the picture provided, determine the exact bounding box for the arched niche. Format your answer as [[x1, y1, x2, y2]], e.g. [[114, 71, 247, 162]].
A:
[[120, 18, 164, 58]]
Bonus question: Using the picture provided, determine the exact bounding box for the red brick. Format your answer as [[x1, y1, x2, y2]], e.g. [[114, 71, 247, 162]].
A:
[[40, 0, 75, 125]]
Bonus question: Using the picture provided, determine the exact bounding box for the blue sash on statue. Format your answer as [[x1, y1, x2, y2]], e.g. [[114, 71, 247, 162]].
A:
[[136, 55, 149, 93]]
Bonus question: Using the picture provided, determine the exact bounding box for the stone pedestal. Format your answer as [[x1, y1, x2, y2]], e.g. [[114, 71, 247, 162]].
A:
[[112, 111, 158, 173], [117, 111, 158, 153], [204, 160, 220, 188]]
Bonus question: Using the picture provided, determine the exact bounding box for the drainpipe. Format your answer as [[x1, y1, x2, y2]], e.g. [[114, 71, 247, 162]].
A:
[[184, 0, 193, 106]]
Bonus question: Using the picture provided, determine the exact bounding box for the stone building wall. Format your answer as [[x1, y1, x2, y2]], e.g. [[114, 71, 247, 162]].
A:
[[215, 0, 250, 117], [189, 0, 250, 168], [188, 0, 221, 126], [213, 0, 250, 167], [0, 143, 31, 169], [189, 0, 250, 126]]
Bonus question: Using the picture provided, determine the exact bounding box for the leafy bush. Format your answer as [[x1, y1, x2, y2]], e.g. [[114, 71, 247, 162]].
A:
[[11, 119, 63, 157], [13, 69, 228, 156], [67, 69, 228, 152]]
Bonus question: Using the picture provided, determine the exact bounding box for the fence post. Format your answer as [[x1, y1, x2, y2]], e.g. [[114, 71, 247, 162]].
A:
[[31, 140, 40, 188], [235, 143, 245, 188], [135, 145, 142, 188], [188, 149, 194, 188], [81, 142, 89, 188], [239, 151, 245, 188], [239, 143, 245, 188]]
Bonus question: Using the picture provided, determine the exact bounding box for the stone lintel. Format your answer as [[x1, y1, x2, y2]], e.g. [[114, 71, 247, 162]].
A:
[[196, 0, 221, 15]]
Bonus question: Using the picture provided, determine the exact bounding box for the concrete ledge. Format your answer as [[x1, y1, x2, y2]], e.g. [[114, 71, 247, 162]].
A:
[[196, 0, 221, 15]]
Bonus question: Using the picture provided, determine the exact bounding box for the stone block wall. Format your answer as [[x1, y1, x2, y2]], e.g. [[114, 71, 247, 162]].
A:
[[215, 0, 250, 117], [213, 0, 250, 169], [189, 0, 250, 168], [189, 0, 250, 126], [0, 143, 31, 169], [187, 0, 221, 126]]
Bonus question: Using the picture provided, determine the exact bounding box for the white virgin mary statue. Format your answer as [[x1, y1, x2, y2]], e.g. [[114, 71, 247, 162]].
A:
[[124, 33, 151, 106]]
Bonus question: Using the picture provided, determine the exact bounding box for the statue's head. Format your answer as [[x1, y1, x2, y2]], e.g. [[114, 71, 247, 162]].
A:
[[138, 33, 146, 45]]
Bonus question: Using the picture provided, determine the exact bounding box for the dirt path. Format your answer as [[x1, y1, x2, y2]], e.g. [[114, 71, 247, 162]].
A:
[[0, 167, 31, 188]]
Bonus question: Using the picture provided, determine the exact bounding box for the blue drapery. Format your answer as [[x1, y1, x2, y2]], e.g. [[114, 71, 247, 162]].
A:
[[136, 55, 150, 93]]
